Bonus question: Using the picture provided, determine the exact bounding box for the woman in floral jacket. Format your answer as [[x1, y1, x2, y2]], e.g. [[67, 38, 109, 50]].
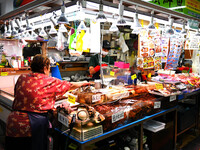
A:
[[6, 54, 89, 150]]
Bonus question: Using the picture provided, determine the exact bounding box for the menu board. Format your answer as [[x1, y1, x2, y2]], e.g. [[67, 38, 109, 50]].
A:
[[154, 56, 162, 70], [165, 38, 184, 70], [185, 31, 200, 50], [143, 57, 154, 69], [160, 37, 169, 62], [140, 29, 149, 57]]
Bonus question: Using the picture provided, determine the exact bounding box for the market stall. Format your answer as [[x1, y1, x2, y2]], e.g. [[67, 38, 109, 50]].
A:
[[0, 0, 200, 150]]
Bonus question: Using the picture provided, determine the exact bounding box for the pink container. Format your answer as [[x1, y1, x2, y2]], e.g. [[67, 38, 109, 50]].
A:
[[114, 61, 130, 69]]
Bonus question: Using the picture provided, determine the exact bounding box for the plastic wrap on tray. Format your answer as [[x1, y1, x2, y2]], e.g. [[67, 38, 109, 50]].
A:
[[99, 87, 129, 101], [66, 86, 105, 105], [94, 97, 155, 131], [125, 85, 149, 98], [77, 92, 105, 105], [94, 103, 129, 131], [148, 88, 181, 97]]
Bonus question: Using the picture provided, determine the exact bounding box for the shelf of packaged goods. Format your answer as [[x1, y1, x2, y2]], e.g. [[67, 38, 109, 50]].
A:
[[25, 40, 48, 43], [58, 61, 89, 64], [60, 67, 88, 72], [0, 67, 31, 76], [0, 39, 18, 41]]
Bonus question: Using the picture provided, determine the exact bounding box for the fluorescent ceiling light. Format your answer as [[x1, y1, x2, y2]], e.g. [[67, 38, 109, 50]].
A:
[[169, 6, 186, 10]]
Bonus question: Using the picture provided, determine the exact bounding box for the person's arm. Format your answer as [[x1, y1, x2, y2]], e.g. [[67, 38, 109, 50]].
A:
[[70, 82, 91, 90], [89, 66, 100, 75], [88, 55, 100, 75]]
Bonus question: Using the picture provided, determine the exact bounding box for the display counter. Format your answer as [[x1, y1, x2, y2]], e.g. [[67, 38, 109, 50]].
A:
[[1, 75, 200, 150]]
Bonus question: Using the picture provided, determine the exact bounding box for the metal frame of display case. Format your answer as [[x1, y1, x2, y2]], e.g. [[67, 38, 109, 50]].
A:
[[177, 89, 200, 136], [55, 106, 178, 150]]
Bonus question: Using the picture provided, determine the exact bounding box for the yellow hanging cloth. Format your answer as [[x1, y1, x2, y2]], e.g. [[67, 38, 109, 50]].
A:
[[76, 30, 85, 52]]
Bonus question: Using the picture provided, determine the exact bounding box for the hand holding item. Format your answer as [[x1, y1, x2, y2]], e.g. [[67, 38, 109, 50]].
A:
[[70, 82, 91, 90]]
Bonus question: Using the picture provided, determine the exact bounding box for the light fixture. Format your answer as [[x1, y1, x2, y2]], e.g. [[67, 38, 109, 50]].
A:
[[25, 14, 32, 31], [76, 1, 86, 21], [58, 24, 68, 33], [180, 20, 187, 35], [57, 0, 69, 24], [96, 0, 107, 22], [131, 13, 142, 30], [109, 14, 119, 32], [147, 11, 156, 30], [165, 16, 174, 35], [10, 20, 18, 36], [6, 22, 12, 37], [24, 31, 31, 39], [15, 18, 24, 33], [31, 30, 38, 39], [131, 6, 142, 29], [49, 24, 57, 34], [3, 22, 7, 37], [49, 13, 57, 34], [39, 27, 47, 37], [116, 0, 126, 26], [195, 29, 200, 37], [77, 20, 87, 30]]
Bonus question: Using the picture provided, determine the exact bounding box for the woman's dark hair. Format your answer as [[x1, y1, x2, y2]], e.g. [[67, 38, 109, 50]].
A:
[[30, 54, 50, 73]]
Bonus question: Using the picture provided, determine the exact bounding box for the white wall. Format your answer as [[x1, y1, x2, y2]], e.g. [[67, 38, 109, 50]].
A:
[[0, 0, 13, 16]]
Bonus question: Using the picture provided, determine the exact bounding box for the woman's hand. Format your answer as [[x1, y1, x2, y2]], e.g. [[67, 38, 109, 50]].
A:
[[70, 82, 91, 90]]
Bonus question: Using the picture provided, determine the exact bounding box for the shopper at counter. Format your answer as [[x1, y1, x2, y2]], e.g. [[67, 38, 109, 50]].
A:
[[88, 40, 114, 79], [5, 54, 89, 150]]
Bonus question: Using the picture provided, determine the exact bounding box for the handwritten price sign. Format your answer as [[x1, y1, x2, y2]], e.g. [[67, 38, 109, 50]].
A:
[[110, 71, 115, 76], [68, 95, 76, 104], [131, 74, 137, 80], [58, 113, 68, 127], [155, 83, 163, 90], [112, 111, 124, 123]]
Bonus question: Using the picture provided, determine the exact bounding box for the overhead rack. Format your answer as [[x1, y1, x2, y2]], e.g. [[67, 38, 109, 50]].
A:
[[0, 0, 199, 26]]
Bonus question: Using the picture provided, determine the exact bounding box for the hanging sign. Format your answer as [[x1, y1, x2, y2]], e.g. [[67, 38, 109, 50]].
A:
[[188, 19, 199, 30]]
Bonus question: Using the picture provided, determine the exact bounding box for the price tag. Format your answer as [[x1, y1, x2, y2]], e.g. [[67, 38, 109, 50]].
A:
[[131, 74, 137, 80], [148, 73, 151, 78], [170, 95, 176, 102], [154, 101, 161, 109], [112, 111, 124, 123], [1, 72, 8, 76], [155, 83, 163, 90], [92, 94, 101, 103], [68, 95, 76, 104], [110, 71, 115, 76], [58, 113, 68, 127]]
